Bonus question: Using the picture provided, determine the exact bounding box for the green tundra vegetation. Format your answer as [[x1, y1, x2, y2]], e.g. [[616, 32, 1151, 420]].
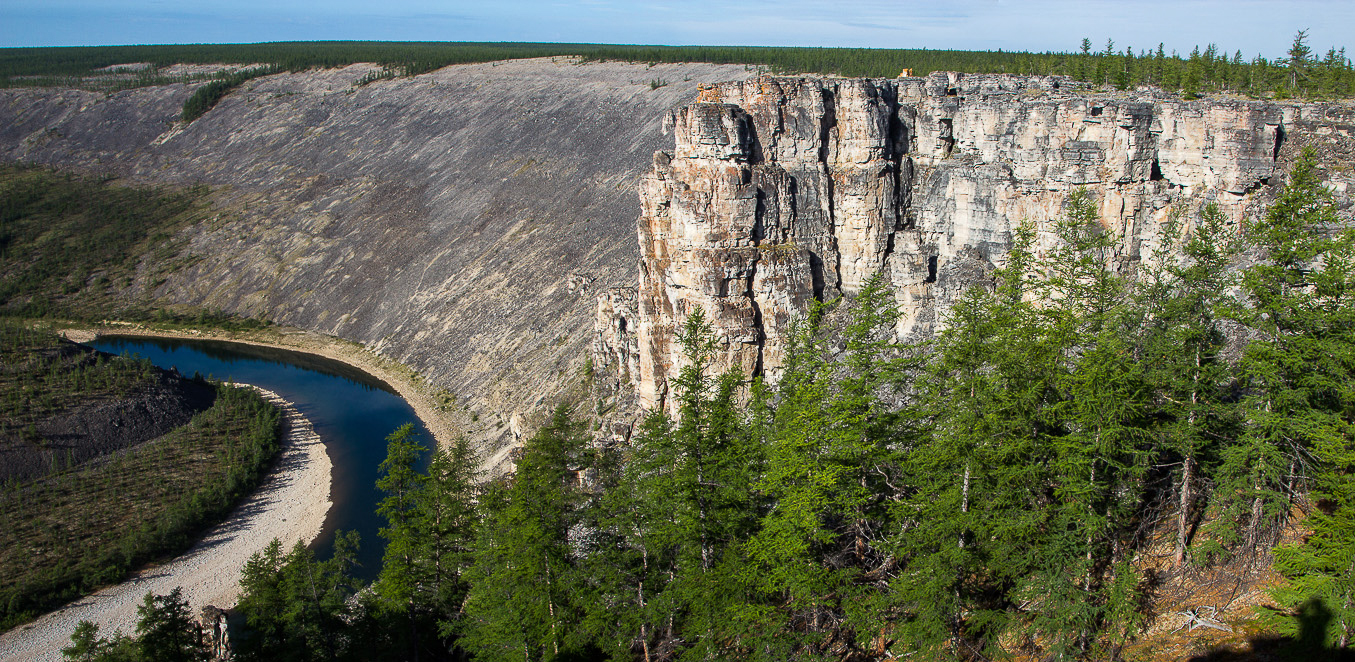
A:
[[2, 30, 1352, 100], [0, 164, 269, 330], [0, 322, 156, 438], [0, 164, 207, 320], [72, 148, 1353, 660], [0, 325, 282, 631]]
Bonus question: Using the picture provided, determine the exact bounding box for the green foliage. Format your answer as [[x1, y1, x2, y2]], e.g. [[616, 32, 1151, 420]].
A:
[[1138, 202, 1244, 566], [1215, 149, 1355, 548], [0, 164, 218, 321], [1266, 482, 1355, 651], [375, 423, 429, 614], [372, 424, 484, 659], [1248, 150, 1355, 648], [154, 151, 1350, 661], [234, 533, 363, 661], [1, 380, 281, 630], [461, 404, 589, 662], [63, 588, 212, 662], [3, 32, 1354, 98], [62, 620, 138, 662], [181, 66, 277, 122], [0, 323, 156, 434], [135, 587, 210, 662]]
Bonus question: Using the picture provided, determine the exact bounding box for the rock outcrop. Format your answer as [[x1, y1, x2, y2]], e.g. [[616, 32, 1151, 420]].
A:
[[612, 73, 1355, 411]]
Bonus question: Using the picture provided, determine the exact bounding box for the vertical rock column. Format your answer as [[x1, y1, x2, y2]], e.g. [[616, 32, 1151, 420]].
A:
[[630, 79, 908, 411], [633, 102, 818, 410]]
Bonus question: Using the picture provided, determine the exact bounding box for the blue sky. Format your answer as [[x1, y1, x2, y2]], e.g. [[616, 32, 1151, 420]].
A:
[[3, 0, 1351, 60]]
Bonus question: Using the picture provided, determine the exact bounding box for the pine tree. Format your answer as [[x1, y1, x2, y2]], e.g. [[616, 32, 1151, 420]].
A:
[[62, 621, 138, 662], [1221, 148, 1351, 552], [461, 405, 587, 662], [376, 423, 430, 660], [1021, 190, 1151, 658], [746, 276, 909, 658], [574, 411, 676, 662], [1260, 154, 1355, 647], [891, 224, 1055, 658], [663, 308, 763, 659], [1287, 29, 1313, 92], [235, 533, 362, 661], [1139, 203, 1242, 566], [421, 436, 482, 645], [135, 588, 209, 662]]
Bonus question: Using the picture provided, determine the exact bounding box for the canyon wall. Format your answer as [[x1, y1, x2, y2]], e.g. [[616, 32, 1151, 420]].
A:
[[602, 73, 1355, 411], [0, 59, 754, 462], [4, 63, 1355, 454]]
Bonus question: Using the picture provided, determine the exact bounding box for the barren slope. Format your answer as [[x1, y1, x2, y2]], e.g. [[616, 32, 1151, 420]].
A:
[[0, 58, 755, 454]]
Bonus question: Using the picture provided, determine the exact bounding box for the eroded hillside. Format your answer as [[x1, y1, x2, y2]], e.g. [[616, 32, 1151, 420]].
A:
[[6, 63, 1355, 462], [0, 58, 755, 457]]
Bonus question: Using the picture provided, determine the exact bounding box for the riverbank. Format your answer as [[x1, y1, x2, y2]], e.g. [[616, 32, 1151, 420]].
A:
[[59, 323, 459, 451], [0, 385, 331, 662]]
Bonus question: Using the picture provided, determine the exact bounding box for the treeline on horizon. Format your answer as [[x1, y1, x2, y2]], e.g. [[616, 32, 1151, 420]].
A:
[[64, 151, 1355, 661], [2, 31, 1353, 99]]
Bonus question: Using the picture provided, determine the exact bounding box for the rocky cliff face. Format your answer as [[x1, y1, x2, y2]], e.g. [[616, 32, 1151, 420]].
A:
[[5, 63, 1354, 452], [0, 58, 754, 458], [611, 73, 1355, 411]]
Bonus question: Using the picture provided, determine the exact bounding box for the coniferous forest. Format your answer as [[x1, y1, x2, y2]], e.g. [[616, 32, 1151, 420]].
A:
[[61, 142, 1355, 660], [3, 31, 1355, 100]]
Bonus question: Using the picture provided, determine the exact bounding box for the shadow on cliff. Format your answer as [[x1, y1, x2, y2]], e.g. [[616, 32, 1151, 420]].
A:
[[1188, 598, 1355, 662]]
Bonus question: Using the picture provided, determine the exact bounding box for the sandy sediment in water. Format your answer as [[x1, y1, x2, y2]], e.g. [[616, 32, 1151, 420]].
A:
[[0, 386, 332, 662]]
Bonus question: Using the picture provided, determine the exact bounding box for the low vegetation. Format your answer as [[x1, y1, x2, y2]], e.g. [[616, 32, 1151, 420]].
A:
[[0, 323, 155, 444], [0, 164, 273, 332], [0, 326, 281, 631], [0, 164, 211, 320], [2, 30, 1353, 100]]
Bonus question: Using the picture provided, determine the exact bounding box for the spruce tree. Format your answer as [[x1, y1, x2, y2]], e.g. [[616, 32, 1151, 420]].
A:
[[461, 405, 587, 662], [1138, 203, 1241, 566], [1222, 149, 1350, 551]]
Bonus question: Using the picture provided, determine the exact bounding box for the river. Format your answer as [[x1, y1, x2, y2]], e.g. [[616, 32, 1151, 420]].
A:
[[88, 336, 433, 579]]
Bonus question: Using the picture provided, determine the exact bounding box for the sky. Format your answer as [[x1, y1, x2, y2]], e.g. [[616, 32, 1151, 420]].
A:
[[3, 0, 1353, 60]]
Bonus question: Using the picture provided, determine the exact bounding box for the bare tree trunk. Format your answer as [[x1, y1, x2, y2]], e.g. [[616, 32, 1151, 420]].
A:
[[1176, 346, 1202, 567], [640, 547, 651, 662], [1247, 484, 1265, 550], [545, 553, 559, 657], [959, 461, 970, 549], [1175, 456, 1194, 567]]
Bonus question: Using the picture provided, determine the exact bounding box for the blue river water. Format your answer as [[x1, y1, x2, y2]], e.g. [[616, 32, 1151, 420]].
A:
[[87, 336, 432, 580]]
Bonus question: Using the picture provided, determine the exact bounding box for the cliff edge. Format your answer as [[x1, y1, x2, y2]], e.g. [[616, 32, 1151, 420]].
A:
[[596, 73, 1355, 412]]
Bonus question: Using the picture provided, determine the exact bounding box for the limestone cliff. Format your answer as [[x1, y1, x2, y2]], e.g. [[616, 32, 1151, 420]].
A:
[[610, 73, 1355, 411]]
